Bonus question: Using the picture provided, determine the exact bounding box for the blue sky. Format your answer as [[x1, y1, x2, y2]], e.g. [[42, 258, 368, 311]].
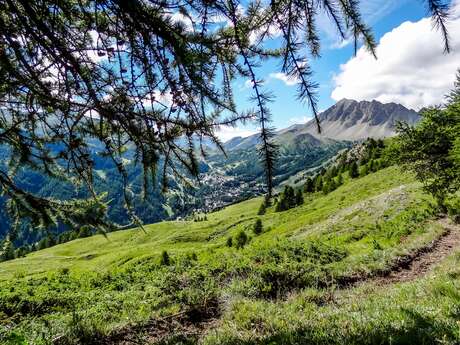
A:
[[217, 0, 460, 140]]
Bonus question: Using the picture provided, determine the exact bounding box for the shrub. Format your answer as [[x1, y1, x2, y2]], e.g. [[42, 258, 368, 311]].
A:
[[235, 230, 248, 249], [59, 267, 70, 275], [253, 219, 263, 235], [160, 250, 170, 265], [257, 201, 266, 215], [226, 237, 233, 247], [445, 195, 460, 223]]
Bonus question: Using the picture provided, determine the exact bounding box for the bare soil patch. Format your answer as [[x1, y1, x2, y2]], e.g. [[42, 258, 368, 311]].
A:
[[370, 217, 460, 285]]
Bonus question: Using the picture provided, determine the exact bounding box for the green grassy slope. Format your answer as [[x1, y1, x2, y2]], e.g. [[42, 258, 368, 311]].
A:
[[1, 166, 460, 345]]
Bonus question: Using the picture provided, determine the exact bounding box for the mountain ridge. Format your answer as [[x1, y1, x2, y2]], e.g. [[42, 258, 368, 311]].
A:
[[224, 99, 420, 148]]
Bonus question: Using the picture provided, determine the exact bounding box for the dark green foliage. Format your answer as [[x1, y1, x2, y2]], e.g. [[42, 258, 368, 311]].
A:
[[13, 246, 27, 259], [226, 237, 233, 248], [445, 196, 460, 223], [451, 137, 460, 170], [253, 219, 263, 235], [394, 87, 460, 209], [78, 226, 93, 239], [235, 230, 248, 249], [275, 186, 300, 212], [322, 179, 337, 195], [295, 190, 304, 206], [160, 251, 170, 266], [314, 175, 323, 192], [258, 202, 267, 215], [447, 70, 460, 104], [336, 174, 344, 186], [360, 164, 369, 177], [349, 162, 359, 179], [37, 237, 50, 251], [0, 237, 15, 262], [372, 239, 383, 250], [304, 177, 314, 193], [309, 138, 389, 196]]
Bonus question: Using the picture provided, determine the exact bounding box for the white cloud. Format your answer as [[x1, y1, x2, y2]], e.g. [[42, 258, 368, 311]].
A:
[[269, 72, 299, 86], [215, 126, 257, 142], [87, 30, 109, 63], [170, 12, 194, 32], [331, 11, 460, 110], [288, 116, 312, 124], [329, 38, 353, 50]]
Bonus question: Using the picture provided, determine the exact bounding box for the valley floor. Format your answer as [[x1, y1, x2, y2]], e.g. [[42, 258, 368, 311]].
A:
[[1, 166, 460, 344]]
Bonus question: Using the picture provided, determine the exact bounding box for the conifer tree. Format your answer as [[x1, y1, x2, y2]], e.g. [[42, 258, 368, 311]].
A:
[[0, 236, 15, 262], [295, 189, 304, 206], [304, 177, 314, 193], [314, 175, 323, 192], [395, 78, 460, 209], [0, 0, 452, 233], [258, 201, 267, 215], [447, 69, 460, 104], [235, 230, 248, 249], [253, 219, 263, 235], [360, 164, 369, 177], [349, 162, 359, 179], [336, 173, 344, 186]]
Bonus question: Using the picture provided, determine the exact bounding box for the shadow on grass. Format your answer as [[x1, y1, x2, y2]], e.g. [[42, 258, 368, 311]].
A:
[[208, 308, 458, 345]]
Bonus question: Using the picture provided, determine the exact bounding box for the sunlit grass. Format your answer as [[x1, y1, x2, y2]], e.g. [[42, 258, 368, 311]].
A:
[[2, 166, 458, 345]]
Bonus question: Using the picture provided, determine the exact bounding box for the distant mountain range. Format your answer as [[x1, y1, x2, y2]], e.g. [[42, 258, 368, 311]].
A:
[[0, 99, 420, 244], [224, 99, 420, 147]]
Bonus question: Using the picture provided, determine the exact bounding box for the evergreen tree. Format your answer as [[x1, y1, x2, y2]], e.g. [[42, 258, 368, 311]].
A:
[[14, 246, 28, 259], [275, 198, 287, 212], [304, 177, 314, 193], [295, 190, 304, 206], [447, 69, 460, 104], [37, 238, 49, 251], [264, 195, 272, 207], [253, 219, 263, 235], [0, 236, 15, 262], [336, 174, 344, 186], [258, 201, 267, 215], [395, 85, 460, 209], [235, 230, 248, 249], [160, 250, 170, 266], [286, 186, 296, 209], [322, 179, 337, 194], [329, 166, 338, 179], [349, 162, 359, 179], [314, 175, 323, 192], [360, 164, 369, 177]]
